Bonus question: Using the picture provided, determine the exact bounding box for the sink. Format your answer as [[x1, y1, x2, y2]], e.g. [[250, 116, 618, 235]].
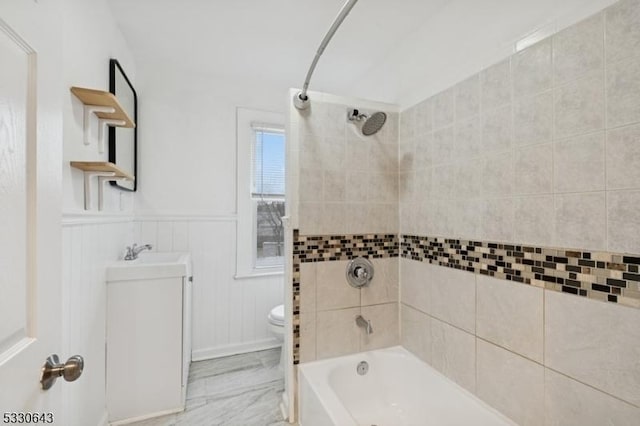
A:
[[106, 250, 193, 421], [107, 252, 192, 282], [135, 252, 188, 264]]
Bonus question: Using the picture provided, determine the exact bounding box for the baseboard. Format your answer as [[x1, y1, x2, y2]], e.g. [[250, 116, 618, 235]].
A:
[[192, 338, 281, 361], [108, 407, 183, 426], [97, 410, 109, 426], [279, 392, 289, 422]]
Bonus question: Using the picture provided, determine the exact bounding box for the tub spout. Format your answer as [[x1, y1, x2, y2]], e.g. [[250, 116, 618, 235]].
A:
[[355, 315, 373, 335]]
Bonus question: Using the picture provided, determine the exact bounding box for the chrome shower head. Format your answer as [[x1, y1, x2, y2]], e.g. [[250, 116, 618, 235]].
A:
[[348, 109, 387, 136], [362, 111, 387, 136]]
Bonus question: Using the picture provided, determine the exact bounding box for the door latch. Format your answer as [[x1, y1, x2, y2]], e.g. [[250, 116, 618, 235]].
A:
[[40, 354, 84, 390]]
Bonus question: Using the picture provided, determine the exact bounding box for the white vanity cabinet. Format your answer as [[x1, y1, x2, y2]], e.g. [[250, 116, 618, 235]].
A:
[[106, 253, 192, 424]]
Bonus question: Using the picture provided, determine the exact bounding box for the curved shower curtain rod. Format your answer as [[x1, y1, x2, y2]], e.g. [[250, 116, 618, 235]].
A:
[[293, 0, 359, 110]]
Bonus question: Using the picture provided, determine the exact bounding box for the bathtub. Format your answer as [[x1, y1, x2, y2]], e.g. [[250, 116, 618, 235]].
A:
[[298, 346, 515, 426]]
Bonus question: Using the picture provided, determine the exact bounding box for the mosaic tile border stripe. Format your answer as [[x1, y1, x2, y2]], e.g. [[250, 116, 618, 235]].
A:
[[292, 230, 301, 365], [291, 231, 399, 364], [293, 232, 640, 364], [401, 235, 640, 309], [294, 233, 399, 263]]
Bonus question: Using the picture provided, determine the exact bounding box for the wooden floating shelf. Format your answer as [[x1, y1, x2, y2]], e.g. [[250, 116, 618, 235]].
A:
[[70, 161, 134, 181], [70, 87, 135, 128]]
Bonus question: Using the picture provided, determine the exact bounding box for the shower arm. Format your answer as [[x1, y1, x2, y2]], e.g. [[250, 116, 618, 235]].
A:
[[294, 0, 359, 110]]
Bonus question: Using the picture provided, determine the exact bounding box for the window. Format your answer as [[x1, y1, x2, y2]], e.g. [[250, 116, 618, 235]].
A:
[[252, 128, 285, 267], [236, 108, 286, 278]]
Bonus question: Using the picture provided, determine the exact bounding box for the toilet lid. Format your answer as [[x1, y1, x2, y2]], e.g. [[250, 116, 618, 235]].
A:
[[268, 304, 285, 325]]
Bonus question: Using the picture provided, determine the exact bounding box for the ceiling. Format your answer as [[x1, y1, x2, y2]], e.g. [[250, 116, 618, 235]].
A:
[[107, 0, 616, 107]]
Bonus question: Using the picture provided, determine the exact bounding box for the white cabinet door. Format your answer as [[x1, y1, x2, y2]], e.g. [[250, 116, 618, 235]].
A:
[[107, 277, 184, 422], [0, 0, 64, 421]]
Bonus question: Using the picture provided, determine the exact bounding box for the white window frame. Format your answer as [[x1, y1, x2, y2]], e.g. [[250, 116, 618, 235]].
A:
[[235, 107, 285, 279]]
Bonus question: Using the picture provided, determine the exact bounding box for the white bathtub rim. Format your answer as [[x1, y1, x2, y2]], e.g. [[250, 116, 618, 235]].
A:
[[298, 345, 517, 426], [299, 359, 357, 425], [299, 347, 416, 425]]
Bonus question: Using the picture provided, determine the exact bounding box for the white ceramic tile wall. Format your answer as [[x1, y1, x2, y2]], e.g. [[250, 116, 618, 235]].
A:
[[477, 339, 545, 426], [399, 0, 640, 253], [400, 258, 640, 424], [476, 275, 544, 363], [61, 218, 133, 426], [289, 92, 402, 364], [545, 290, 640, 407], [398, 6, 640, 421], [544, 368, 640, 426], [134, 217, 284, 360], [291, 95, 400, 236], [430, 318, 476, 393], [298, 258, 399, 362]]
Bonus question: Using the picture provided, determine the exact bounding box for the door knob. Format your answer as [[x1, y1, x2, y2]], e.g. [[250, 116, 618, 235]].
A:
[[40, 354, 84, 390]]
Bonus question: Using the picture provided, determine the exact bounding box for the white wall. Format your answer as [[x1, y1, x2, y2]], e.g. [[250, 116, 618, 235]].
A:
[[133, 217, 284, 359], [133, 63, 288, 357], [351, 0, 618, 107], [60, 0, 137, 425], [61, 0, 289, 388], [62, 0, 136, 214], [134, 64, 288, 215], [60, 3, 291, 412]]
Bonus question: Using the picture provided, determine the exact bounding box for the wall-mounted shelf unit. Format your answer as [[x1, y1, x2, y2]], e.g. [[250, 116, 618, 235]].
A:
[[70, 161, 134, 211], [70, 87, 136, 153]]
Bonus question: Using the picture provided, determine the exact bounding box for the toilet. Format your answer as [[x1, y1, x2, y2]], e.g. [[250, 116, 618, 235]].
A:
[[268, 304, 285, 369]]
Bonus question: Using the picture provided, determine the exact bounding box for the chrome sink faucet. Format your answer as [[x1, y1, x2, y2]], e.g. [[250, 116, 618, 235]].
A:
[[124, 243, 153, 260], [356, 315, 373, 335]]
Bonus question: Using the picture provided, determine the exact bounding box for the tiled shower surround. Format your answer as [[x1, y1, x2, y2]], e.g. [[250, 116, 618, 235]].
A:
[[395, 1, 640, 423], [288, 90, 401, 365], [292, 232, 399, 364], [292, 231, 640, 363], [290, 0, 640, 423]]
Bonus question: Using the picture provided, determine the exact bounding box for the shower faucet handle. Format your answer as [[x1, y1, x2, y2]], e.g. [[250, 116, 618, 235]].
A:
[[354, 266, 369, 280], [346, 257, 374, 288]]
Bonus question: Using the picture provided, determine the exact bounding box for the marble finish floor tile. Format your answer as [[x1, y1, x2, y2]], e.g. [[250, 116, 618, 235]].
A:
[[128, 348, 289, 426]]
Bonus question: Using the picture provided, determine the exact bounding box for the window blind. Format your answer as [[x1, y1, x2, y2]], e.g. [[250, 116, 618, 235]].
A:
[[252, 125, 285, 198]]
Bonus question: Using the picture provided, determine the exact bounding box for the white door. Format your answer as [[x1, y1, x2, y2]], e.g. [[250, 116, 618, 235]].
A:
[[0, 0, 65, 421]]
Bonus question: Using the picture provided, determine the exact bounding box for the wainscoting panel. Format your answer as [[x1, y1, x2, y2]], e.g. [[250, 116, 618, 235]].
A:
[[134, 217, 285, 360], [61, 218, 133, 426]]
